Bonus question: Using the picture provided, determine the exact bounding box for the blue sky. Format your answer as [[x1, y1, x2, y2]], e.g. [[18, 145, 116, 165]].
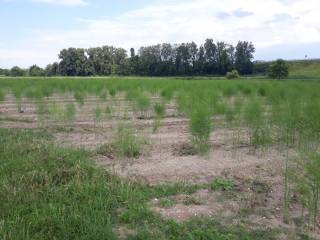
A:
[[0, 0, 319, 68]]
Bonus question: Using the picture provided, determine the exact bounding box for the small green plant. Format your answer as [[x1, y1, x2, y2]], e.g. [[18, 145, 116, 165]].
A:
[[74, 91, 85, 106], [154, 102, 166, 118], [109, 88, 116, 98], [161, 88, 174, 101], [226, 70, 240, 79], [114, 124, 145, 158], [94, 106, 103, 126], [64, 102, 76, 124], [135, 92, 151, 119], [153, 102, 166, 132], [159, 198, 176, 208], [189, 104, 212, 154], [99, 90, 108, 101], [210, 178, 235, 191]]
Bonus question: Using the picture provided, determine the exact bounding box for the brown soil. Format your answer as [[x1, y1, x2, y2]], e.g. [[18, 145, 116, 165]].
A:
[[2, 93, 318, 237]]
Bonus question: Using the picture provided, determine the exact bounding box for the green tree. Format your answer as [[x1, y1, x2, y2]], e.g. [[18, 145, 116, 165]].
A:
[[268, 59, 289, 80], [10, 66, 26, 76], [58, 48, 88, 76], [235, 41, 255, 74], [45, 62, 59, 76], [29, 65, 45, 76]]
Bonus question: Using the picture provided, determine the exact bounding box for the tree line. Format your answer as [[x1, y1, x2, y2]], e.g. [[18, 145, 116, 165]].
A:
[[0, 39, 256, 77]]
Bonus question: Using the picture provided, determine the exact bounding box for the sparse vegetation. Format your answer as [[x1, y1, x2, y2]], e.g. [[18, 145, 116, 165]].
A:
[[0, 76, 319, 239]]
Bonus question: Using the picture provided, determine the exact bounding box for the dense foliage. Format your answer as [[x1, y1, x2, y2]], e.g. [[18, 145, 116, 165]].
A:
[[268, 59, 289, 80], [1, 39, 255, 77]]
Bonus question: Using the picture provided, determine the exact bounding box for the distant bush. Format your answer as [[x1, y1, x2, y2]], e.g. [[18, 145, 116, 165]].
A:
[[268, 59, 289, 80], [28, 65, 45, 76], [10, 66, 26, 77], [226, 70, 240, 79], [253, 61, 270, 75]]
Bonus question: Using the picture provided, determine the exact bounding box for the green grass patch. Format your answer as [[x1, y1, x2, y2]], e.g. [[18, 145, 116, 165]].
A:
[[0, 129, 280, 239]]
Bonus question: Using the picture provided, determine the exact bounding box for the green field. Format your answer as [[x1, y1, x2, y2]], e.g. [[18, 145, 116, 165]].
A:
[[288, 60, 320, 79], [0, 77, 320, 239]]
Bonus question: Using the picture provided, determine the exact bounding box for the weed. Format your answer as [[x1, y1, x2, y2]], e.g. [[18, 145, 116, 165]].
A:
[[210, 178, 235, 191], [114, 124, 146, 159]]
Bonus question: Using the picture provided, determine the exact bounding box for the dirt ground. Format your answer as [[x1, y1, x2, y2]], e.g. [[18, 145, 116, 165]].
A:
[[1, 93, 318, 238]]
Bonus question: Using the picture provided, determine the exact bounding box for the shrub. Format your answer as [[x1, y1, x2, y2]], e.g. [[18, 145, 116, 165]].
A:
[[226, 70, 240, 79], [268, 59, 289, 80], [10, 66, 26, 77]]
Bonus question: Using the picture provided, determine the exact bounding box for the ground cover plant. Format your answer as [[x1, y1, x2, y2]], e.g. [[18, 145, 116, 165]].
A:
[[0, 129, 279, 240]]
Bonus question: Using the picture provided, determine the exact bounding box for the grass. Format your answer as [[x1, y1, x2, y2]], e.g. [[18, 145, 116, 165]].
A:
[[288, 60, 320, 79], [0, 128, 279, 239], [189, 103, 212, 154]]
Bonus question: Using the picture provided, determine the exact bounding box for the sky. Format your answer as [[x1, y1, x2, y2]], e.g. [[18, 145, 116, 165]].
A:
[[0, 0, 319, 68]]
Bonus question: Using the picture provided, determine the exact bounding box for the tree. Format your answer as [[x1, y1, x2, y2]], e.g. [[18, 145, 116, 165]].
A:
[[29, 65, 45, 76], [203, 39, 217, 74], [0, 68, 10, 76], [235, 41, 255, 74], [58, 48, 88, 76], [268, 59, 289, 80], [11, 38, 256, 77], [10, 66, 25, 76], [45, 62, 59, 76]]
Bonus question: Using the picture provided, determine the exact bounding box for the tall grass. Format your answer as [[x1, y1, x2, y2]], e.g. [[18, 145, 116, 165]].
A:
[[189, 103, 212, 154], [153, 102, 166, 132], [114, 124, 146, 159]]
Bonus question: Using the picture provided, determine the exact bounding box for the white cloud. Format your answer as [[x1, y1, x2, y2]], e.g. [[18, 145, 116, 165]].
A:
[[1, 0, 320, 67], [32, 0, 87, 6]]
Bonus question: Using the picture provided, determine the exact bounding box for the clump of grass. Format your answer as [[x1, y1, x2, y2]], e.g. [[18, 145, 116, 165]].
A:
[[291, 151, 320, 230], [99, 90, 108, 101], [210, 178, 235, 191], [244, 98, 270, 149], [74, 91, 86, 106], [64, 102, 76, 124], [109, 88, 116, 98], [161, 88, 174, 101], [159, 198, 176, 208], [153, 102, 166, 132], [135, 92, 151, 119], [154, 102, 166, 118], [94, 106, 103, 125], [189, 104, 212, 154], [113, 124, 146, 159]]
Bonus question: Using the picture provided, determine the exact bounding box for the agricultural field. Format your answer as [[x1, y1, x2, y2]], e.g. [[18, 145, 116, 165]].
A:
[[0, 77, 320, 239]]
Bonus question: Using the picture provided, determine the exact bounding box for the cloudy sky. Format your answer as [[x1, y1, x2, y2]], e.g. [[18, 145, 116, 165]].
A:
[[0, 0, 319, 68]]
